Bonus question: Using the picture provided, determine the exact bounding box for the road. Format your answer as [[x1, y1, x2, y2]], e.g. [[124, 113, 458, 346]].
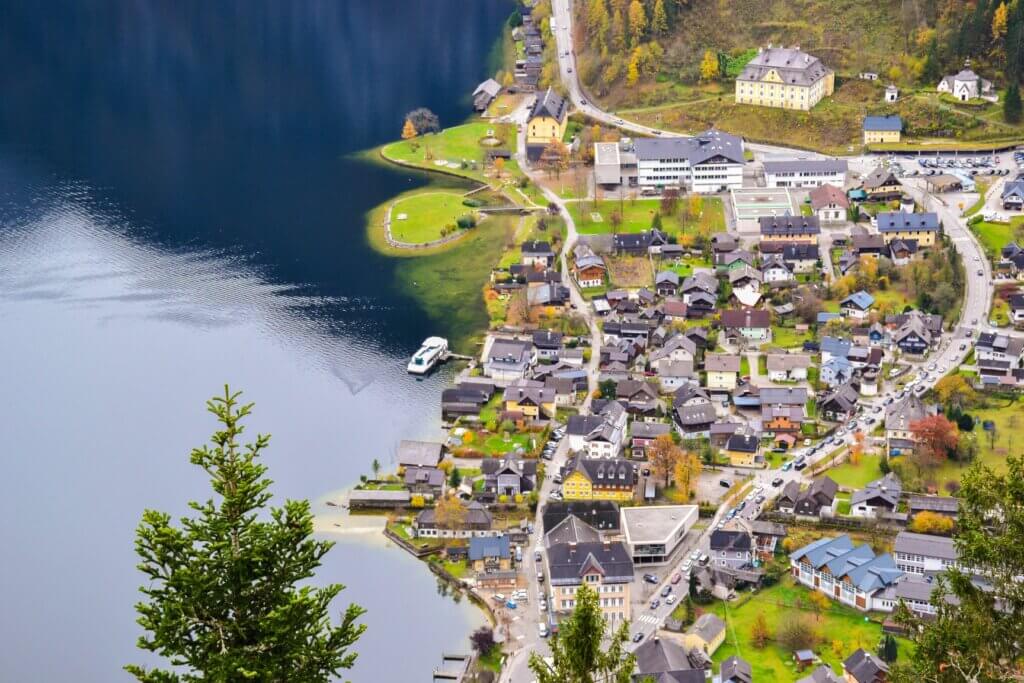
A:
[[497, 2, 1003, 677]]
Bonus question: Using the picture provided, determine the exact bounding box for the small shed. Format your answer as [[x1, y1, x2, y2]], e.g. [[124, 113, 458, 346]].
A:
[[794, 649, 816, 670], [926, 174, 964, 193]]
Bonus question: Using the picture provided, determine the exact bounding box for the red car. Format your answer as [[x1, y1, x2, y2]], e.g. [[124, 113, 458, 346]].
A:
[[670, 572, 681, 585]]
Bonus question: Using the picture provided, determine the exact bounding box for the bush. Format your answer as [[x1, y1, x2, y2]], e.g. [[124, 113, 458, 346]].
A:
[[410, 494, 425, 508], [463, 198, 483, 208], [777, 614, 819, 651], [456, 214, 477, 229]]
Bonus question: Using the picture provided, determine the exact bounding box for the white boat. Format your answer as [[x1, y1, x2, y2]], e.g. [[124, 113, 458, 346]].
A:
[[407, 336, 448, 374]]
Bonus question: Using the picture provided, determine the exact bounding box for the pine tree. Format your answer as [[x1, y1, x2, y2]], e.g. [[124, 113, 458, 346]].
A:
[[126, 388, 365, 682], [1005, 82, 1022, 123], [627, 0, 647, 48], [401, 118, 418, 140], [921, 37, 941, 84], [610, 9, 627, 53], [652, 0, 669, 35], [588, 0, 610, 54], [448, 466, 462, 489]]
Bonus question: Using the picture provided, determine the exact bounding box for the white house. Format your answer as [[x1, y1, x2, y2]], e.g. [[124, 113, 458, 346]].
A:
[[761, 257, 794, 283], [893, 531, 960, 575], [937, 65, 996, 101], [633, 130, 745, 194], [763, 158, 847, 189], [766, 353, 810, 382], [840, 291, 875, 320], [808, 183, 850, 224]]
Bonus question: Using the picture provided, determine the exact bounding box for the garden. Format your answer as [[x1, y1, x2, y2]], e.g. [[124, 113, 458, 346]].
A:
[[566, 196, 725, 238], [388, 191, 477, 244]]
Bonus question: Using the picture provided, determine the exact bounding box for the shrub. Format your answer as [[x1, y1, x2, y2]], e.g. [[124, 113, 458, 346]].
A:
[[456, 214, 477, 229], [777, 614, 819, 651], [410, 494, 425, 508], [463, 198, 483, 208]]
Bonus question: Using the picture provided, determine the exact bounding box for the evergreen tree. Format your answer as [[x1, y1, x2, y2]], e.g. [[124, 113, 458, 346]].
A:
[[588, 0, 610, 54], [528, 584, 635, 683], [921, 37, 941, 84], [126, 387, 365, 682], [627, 0, 647, 47], [878, 633, 898, 663], [448, 466, 462, 489], [1004, 82, 1022, 123], [652, 0, 669, 35]]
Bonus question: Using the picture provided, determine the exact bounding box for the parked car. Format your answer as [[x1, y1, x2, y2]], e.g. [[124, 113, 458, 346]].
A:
[[643, 573, 659, 584], [660, 585, 672, 597], [538, 623, 549, 638], [690, 549, 700, 561], [666, 594, 677, 605], [719, 479, 731, 488], [699, 553, 709, 565], [771, 477, 784, 487], [670, 572, 682, 584], [632, 632, 645, 643], [681, 559, 692, 572], [537, 571, 545, 582], [781, 462, 793, 472], [649, 599, 660, 610]]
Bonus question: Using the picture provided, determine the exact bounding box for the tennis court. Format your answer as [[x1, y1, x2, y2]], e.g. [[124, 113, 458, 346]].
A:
[[730, 187, 796, 221]]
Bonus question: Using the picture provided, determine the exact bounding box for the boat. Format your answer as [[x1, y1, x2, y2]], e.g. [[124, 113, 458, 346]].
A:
[[407, 336, 448, 374]]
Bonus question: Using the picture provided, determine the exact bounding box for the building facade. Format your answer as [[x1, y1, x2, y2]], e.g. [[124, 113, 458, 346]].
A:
[[735, 46, 835, 110]]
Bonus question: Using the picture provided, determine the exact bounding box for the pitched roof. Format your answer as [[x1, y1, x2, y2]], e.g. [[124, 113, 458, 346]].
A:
[[710, 529, 752, 552], [862, 165, 901, 189], [544, 514, 602, 546], [542, 501, 621, 533], [766, 353, 811, 372], [737, 46, 832, 87], [705, 353, 741, 372], [720, 309, 771, 329], [841, 290, 875, 310], [720, 654, 753, 683], [876, 211, 939, 232], [529, 87, 567, 123], [546, 540, 634, 585], [808, 183, 850, 210], [885, 394, 928, 431], [634, 636, 700, 679], [796, 665, 843, 683], [568, 456, 635, 487], [893, 531, 957, 561], [863, 115, 902, 131], [688, 613, 726, 644], [763, 158, 847, 175], [633, 129, 745, 166], [851, 472, 902, 508], [468, 534, 510, 560], [759, 215, 821, 236], [397, 440, 444, 467], [725, 433, 759, 453], [843, 649, 889, 683]]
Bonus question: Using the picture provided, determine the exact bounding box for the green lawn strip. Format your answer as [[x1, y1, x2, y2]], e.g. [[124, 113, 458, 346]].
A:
[[566, 197, 725, 236], [826, 453, 882, 489], [928, 395, 1021, 490], [758, 354, 768, 375], [971, 217, 1022, 260], [389, 191, 475, 244], [771, 325, 813, 349], [963, 180, 990, 217], [380, 122, 521, 185], [708, 577, 911, 679], [740, 355, 750, 376]]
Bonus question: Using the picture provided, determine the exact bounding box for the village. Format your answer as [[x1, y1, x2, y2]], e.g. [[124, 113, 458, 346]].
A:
[[358, 4, 1024, 683]]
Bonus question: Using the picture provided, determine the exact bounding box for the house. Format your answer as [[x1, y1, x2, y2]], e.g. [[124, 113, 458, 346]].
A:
[[686, 291, 717, 318], [908, 494, 959, 520], [862, 115, 902, 144], [783, 243, 821, 272], [441, 381, 495, 420], [809, 183, 850, 223], [748, 519, 788, 560], [729, 264, 763, 291], [404, 466, 446, 496], [573, 245, 607, 288], [658, 359, 698, 392], [347, 489, 411, 510], [789, 535, 903, 612], [503, 380, 556, 419], [937, 64, 995, 101], [570, 400, 628, 457], [843, 649, 889, 683], [892, 315, 933, 355], [764, 158, 847, 189], [852, 232, 885, 257], [709, 529, 754, 569], [562, 455, 635, 502], [819, 381, 860, 421], [819, 356, 853, 387], [759, 215, 821, 243], [526, 283, 570, 307], [532, 329, 564, 361], [521, 240, 555, 267], [547, 538, 633, 622], [633, 129, 746, 193], [654, 270, 681, 297], [682, 613, 727, 656], [734, 46, 835, 110], [614, 229, 668, 256], [414, 500, 495, 539], [862, 165, 902, 201], [724, 433, 765, 468], [762, 257, 794, 283], [484, 338, 536, 381], [876, 211, 940, 247], [885, 394, 929, 457], [469, 535, 511, 573], [615, 379, 662, 417], [542, 501, 621, 534], [673, 385, 717, 437], [705, 353, 742, 391], [1009, 293, 1024, 324], [633, 632, 705, 683], [893, 531, 959, 575], [630, 421, 673, 458], [975, 331, 1024, 364], [397, 439, 444, 468], [620, 505, 698, 565], [820, 336, 851, 364], [711, 232, 738, 258], [798, 666, 843, 683], [850, 473, 902, 518], [472, 78, 501, 111], [719, 249, 756, 271], [481, 455, 537, 497], [1001, 179, 1024, 210], [778, 477, 839, 518], [885, 84, 899, 102], [840, 291, 875, 319], [717, 655, 753, 683], [884, 238, 918, 265], [766, 353, 811, 382], [721, 309, 771, 343], [526, 87, 568, 144], [680, 272, 718, 302], [761, 387, 808, 434]]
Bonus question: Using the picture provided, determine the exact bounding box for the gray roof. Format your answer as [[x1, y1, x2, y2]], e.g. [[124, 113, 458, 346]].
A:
[[760, 387, 807, 405], [763, 158, 847, 175], [547, 540, 635, 585], [633, 129, 745, 166], [766, 353, 811, 372], [705, 353, 741, 372], [863, 115, 902, 131], [529, 87, 567, 123], [796, 665, 843, 683], [348, 489, 411, 503], [544, 514, 602, 547], [688, 613, 726, 644], [720, 654, 753, 683], [876, 211, 939, 232], [737, 47, 832, 87], [632, 422, 673, 439], [851, 472, 902, 508], [675, 402, 716, 427], [397, 440, 443, 467], [908, 495, 959, 514], [473, 78, 501, 98], [710, 529, 752, 553], [633, 637, 700, 680], [843, 649, 889, 683], [885, 395, 928, 431], [468, 534, 510, 561], [759, 215, 821, 236], [893, 531, 958, 561], [404, 466, 446, 488]]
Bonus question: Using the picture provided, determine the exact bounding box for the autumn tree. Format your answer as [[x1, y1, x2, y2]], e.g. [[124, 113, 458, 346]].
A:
[[434, 494, 467, 530], [934, 374, 977, 411], [651, 0, 669, 35], [627, 0, 647, 47], [750, 613, 771, 649], [909, 510, 955, 535], [405, 107, 440, 135], [993, 1, 1009, 41], [126, 388, 365, 682], [808, 591, 832, 620], [401, 118, 418, 140], [541, 141, 569, 178], [610, 8, 627, 53], [699, 50, 719, 81], [777, 614, 818, 651], [648, 434, 682, 489], [627, 48, 641, 86], [849, 431, 866, 466], [660, 188, 679, 215], [672, 451, 702, 502], [587, 0, 610, 53], [687, 194, 703, 224], [910, 414, 960, 465], [494, 157, 505, 178]]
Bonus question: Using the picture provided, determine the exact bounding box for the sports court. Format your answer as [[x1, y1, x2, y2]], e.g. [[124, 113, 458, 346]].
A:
[[730, 187, 796, 221]]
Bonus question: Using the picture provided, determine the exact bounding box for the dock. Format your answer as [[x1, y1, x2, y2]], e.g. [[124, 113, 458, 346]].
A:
[[432, 652, 472, 682], [442, 351, 474, 362]]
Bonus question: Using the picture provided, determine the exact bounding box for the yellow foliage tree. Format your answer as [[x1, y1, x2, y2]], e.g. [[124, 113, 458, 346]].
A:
[[627, 0, 647, 47], [494, 157, 505, 178], [672, 452, 702, 502], [626, 49, 641, 86], [699, 50, 719, 81], [993, 1, 1009, 41], [434, 495, 467, 530], [410, 494, 425, 508], [910, 510, 955, 535], [438, 459, 454, 474], [401, 118, 418, 140], [934, 374, 977, 410], [648, 434, 682, 490], [687, 194, 703, 221]]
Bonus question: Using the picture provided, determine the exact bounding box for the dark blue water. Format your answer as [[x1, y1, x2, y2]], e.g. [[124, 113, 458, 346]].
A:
[[0, 1, 508, 680]]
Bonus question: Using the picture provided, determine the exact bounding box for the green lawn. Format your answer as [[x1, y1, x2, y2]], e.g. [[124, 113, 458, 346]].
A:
[[389, 191, 473, 244], [826, 453, 883, 489], [667, 255, 713, 278], [740, 355, 750, 376], [927, 394, 1023, 492], [479, 432, 537, 456], [381, 122, 521, 185], [709, 576, 912, 680], [769, 325, 813, 350], [566, 197, 725, 236], [972, 217, 1022, 260], [963, 180, 990, 217]]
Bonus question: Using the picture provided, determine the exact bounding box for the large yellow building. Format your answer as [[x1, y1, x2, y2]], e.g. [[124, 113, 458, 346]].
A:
[[877, 211, 940, 247], [526, 87, 568, 144], [562, 456, 635, 502], [863, 115, 903, 144], [735, 46, 834, 110]]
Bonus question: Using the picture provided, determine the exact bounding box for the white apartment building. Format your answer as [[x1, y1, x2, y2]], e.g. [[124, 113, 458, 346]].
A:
[[631, 130, 745, 194], [763, 158, 848, 188]]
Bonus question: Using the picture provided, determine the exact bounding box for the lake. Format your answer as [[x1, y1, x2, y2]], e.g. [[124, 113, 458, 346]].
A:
[[0, 1, 510, 680]]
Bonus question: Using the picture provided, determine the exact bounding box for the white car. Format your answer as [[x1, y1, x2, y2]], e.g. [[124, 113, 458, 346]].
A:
[[690, 549, 700, 561], [665, 594, 677, 605], [682, 559, 692, 572]]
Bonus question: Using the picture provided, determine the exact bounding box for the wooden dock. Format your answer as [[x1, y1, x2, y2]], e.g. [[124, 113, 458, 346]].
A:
[[432, 652, 472, 682]]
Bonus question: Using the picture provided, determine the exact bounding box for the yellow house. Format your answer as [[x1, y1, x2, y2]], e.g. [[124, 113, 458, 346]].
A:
[[877, 211, 940, 247], [681, 613, 727, 655], [735, 46, 834, 111], [526, 87, 568, 144], [562, 456, 635, 502], [502, 383, 556, 419], [863, 115, 902, 144], [862, 165, 903, 201], [705, 353, 741, 391], [724, 434, 766, 469]]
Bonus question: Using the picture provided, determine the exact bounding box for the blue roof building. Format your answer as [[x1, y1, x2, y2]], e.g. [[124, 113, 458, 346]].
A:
[[469, 535, 511, 562], [863, 115, 903, 132], [840, 291, 875, 318], [820, 336, 851, 362], [789, 535, 904, 612]]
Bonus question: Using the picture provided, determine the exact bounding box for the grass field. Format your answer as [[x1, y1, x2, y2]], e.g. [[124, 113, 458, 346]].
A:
[[826, 453, 883, 489], [666, 255, 713, 278], [769, 325, 814, 350], [607, 255, 654, 288], [927, 393, 1023, 491], [567, 197, 725, 236], [381, 122, 521, 186], [708, 577, 911, 681], [389, 191, 473, 244], [971, 217, 1022, 259]]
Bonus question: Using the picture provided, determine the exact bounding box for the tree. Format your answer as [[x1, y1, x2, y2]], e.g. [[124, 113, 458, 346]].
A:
[[993, 1, 1009, 41], [651, 0, 669, 35], [434, 495, 467, 530], [626, 48, 641, 86], [672, 451, 702, 502], [494, 156, 505, 178], [470, 626, 496, 656], [909, 510, 955, 535], [910, 414, 960, 465], [405, 108, 440, 135], [126, 387, 365, 681], [687, 195, 703, 224], [699, 50, 719, 81], [921, 38, 941, 84], [371, 458, 381, 479], [627, 0, 647, 47], [750, 613, 771, 649], [1004, 83, 1022, 124], [808, 591, 831, 619], [610, 9, 627, 53], [934, 375, 977, 411], [894, 455, 1024, 683], [849, 431, 865, 466], [878, 633, 899, 664], [541, 141, 569, 178], [448, 467, 462, 489], [777, 614, 818, 651], [648, 434, 682, 489], [599, 378, 617, 398], [528, 584, 635, 683], [660, 188, 679, 215], [401, 118, 418, 140], [588, 0, 610, 53]]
